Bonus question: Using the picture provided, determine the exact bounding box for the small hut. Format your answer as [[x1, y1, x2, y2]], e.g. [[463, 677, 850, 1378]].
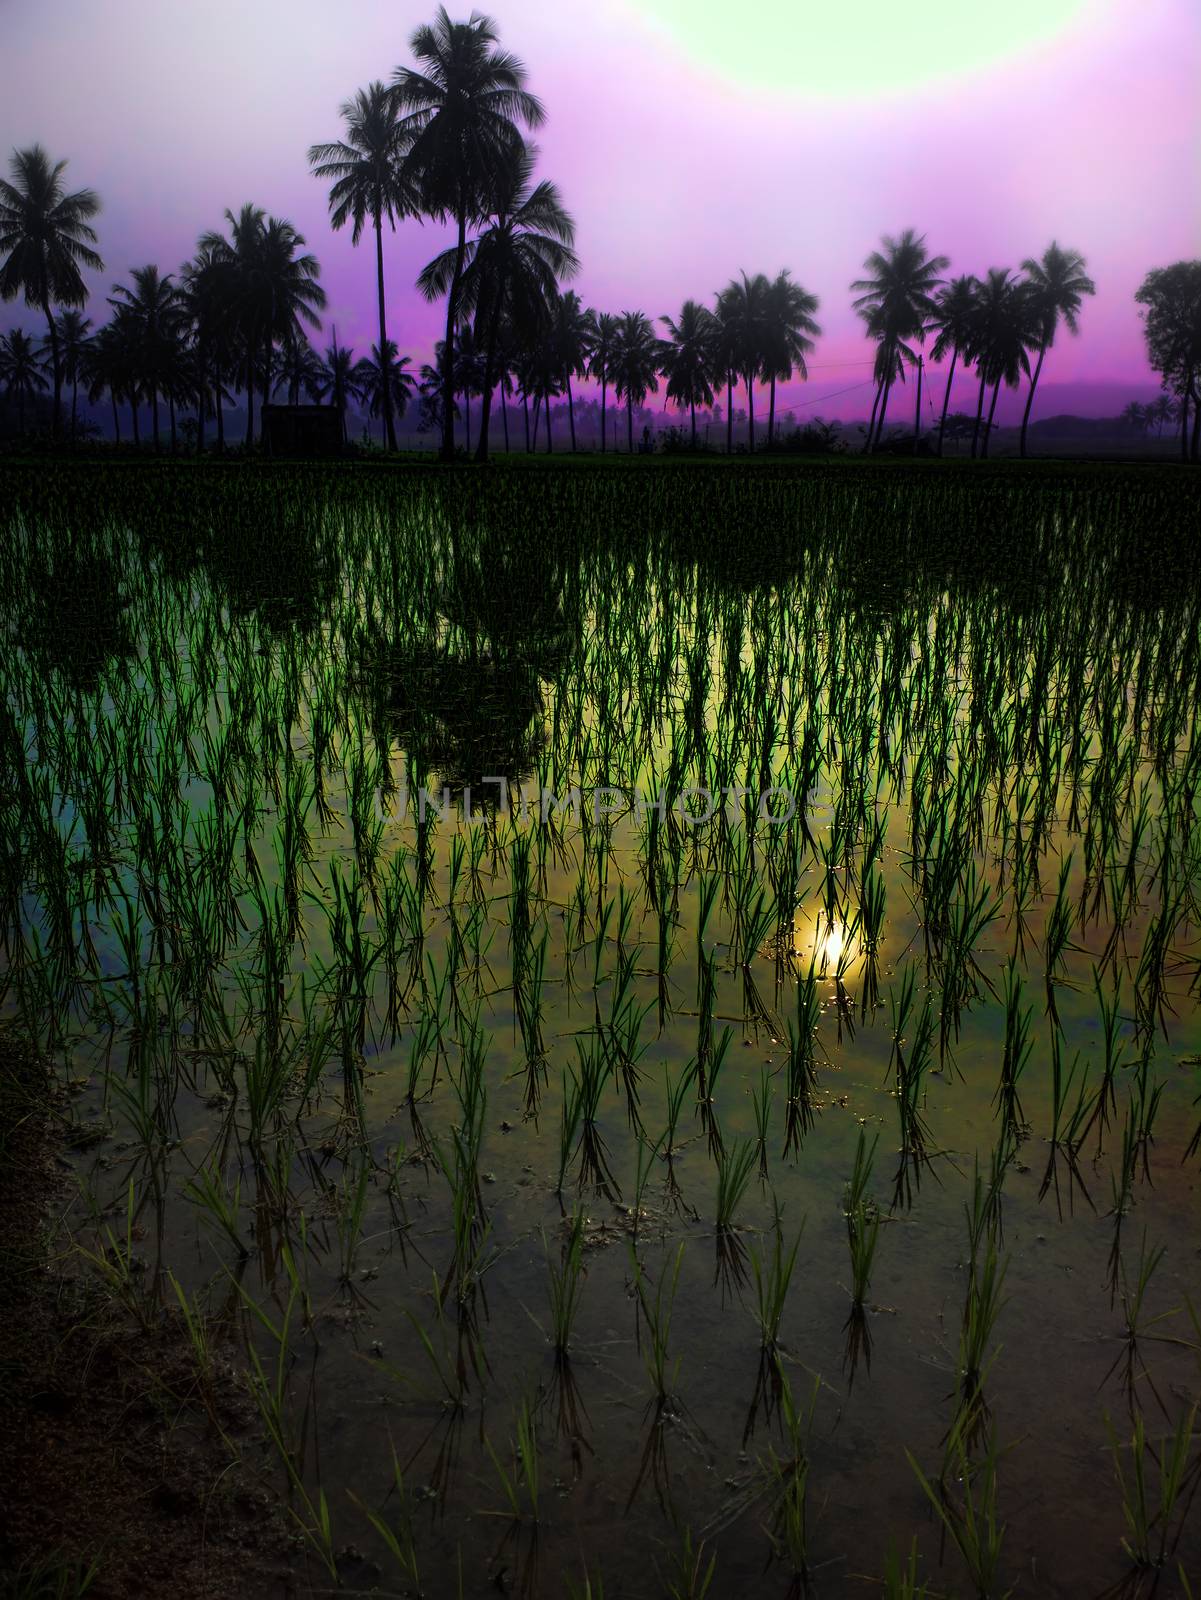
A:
[[260, 404, 344, 457]]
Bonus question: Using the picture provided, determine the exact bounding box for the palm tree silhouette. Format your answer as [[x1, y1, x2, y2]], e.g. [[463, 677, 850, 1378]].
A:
[[1018, 243, 1095, 458], [928, 275, 979, 457], [418, 141, 576, 460], [355, 340, 417, 445], [393, 7, 544, 462], [309, 83, 415, 450], [717, 272, 770, 452], [549, 289, 593, 451], [659, 299, 717, 447], [0, 145, 102, 438], [109, 265, 182, 450], [609, 311, 660, 452], [0, 327, 49, 432], [762, 270, 820, 448], [852, 229, 948, 452], [46, 309, 92, 441], [273, 333, 325, 405], [588, 311, 617, 452], [179, 239, 237, 453], [968, 267, 1034, 458], [317, 333, 366, 442]]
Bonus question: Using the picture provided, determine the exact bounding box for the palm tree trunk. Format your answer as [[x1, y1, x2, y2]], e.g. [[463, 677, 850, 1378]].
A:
[[690, 398, 697, 448], [374, 208, 397, 451], [245, 335, 256, 448], [196, 342, 207, 454], [545, 394, 552, 454], [768, 375, 776, 449], [441, 202, 468, 462], [1190, 374, 1200, 462], [746, 372, 755, 453], [70, 375, 78, 443], [1019, 339, 1047, 460], [215, 364, 225, 453], [971, 369, 987, 458], [726, 372, 733, 453], [501, 388, 509, 452], [169, 394, 177, 452], [936, 349, 958, 457], [600, 373, 607, 453], [131, 394, 141, 447], [627, 395, 634, 454], [110, 390, 120, 443], [475, 289, 505, 463], [151, 386, 160, 451], [982, 378, 1002, 458], [865, 378, 882, 452], [42, 301, 62, 439], [912, 354, 923, 452], [874, 376, 894, 450], [522, 391, 531, 452], [464, 393, 471, 456], [567, 375, 576, 451]]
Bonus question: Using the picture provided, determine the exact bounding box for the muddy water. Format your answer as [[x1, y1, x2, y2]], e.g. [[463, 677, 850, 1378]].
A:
[[3, 483, 1199, 1598]]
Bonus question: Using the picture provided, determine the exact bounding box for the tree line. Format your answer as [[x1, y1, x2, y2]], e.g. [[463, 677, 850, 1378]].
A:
[[2, 7, 1200, 461]]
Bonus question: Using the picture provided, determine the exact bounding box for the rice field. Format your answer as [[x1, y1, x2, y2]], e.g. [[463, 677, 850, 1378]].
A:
[[2, 458, 1199, 1598]]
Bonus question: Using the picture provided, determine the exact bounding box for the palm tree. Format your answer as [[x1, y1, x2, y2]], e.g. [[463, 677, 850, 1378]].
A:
[[659, 299, 717, 446], [0, 146, 102, 438], [549, 288, 593, 451], [309, 83, 415, 450], [761, 270, 820, 448], [1018, 243, 1095, 458], [109, 265, 182, 449], [0, 328, 49, 432], [852, 229, 948, 451], [609, 310, 660, 453], [46, 309, 92, 441], [418, 141, 576, 460], [969, 268, 1034, 458], [928, 275, 979, 457], [1119, 400, 1148, 434], [356, 340, 417, 444], [83, 317, 138, 443], [317, 333, 366, 441], [393, 7, 544, 462], [202, 207, 325, 446], [180, 239, 237, 453], [273, 333, 325, 405], [588, 311, 617, 452], [716, 272, 770, 451]]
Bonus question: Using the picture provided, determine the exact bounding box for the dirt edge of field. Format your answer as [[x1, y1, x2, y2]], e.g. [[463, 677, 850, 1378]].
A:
[[0, 1031, 298, 1599]]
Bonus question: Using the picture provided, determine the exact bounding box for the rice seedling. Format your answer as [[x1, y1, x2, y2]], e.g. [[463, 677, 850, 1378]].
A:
[[546, 1207, 586, 1358], [908, 1421, 1009, 1600], [1105, 1402, 1197, 1571], [748, 1203, 803, 1354], [845, 1127, 882, 1308], [486, 1397, 542, 1524], [631, 1240, 686, 1406]]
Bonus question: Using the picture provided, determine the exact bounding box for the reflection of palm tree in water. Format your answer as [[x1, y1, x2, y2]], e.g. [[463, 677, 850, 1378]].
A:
[[373, 527, 575, 796]]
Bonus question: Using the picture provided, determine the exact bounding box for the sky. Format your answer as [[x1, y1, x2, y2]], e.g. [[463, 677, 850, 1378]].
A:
[[2, 0, 1199, 421]]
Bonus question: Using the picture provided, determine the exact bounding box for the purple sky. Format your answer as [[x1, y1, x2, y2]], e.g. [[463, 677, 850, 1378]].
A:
[[3, 0, 1199, 419]]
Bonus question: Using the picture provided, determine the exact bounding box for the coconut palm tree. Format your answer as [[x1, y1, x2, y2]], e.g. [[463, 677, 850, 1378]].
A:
[[108, 265, 182, 450], [549, 288, 593, 451], [761, 270, 820, 448], [1135, 261, 1201, 462], [852, 229, 948, 451], [0, 145, 103, 438], [179, 239, 238, 453], [1018, 243, 1095, 458], [393, 7, 544, 462], [969, 267, 1034, 458], [588, 311, 617, 452], [273, 333, 326, 405], [0, 328, 49, 432], [659, 299, 717, 447], [716, 272, 771, 452], [201, 207, 325, 446], [418, 141, 576, 459], [928, 275, 979, 457], [45, 309, 92, 441], [317, 334, 366, 441], [309, 83, 415, 450], [355, 339, 417, 445], [609, 310, 660, 453], [1119, 400, 1148, 434], [84, 317, 139, 443]]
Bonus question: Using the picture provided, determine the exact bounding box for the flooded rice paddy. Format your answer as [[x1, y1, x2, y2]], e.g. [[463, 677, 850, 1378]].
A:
[[1, 461, 1199, 1598]]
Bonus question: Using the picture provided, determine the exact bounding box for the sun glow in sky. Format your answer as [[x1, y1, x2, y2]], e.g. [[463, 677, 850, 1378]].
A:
[[2, 0, 1198, 417], [635, 0, 1093, 93]]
